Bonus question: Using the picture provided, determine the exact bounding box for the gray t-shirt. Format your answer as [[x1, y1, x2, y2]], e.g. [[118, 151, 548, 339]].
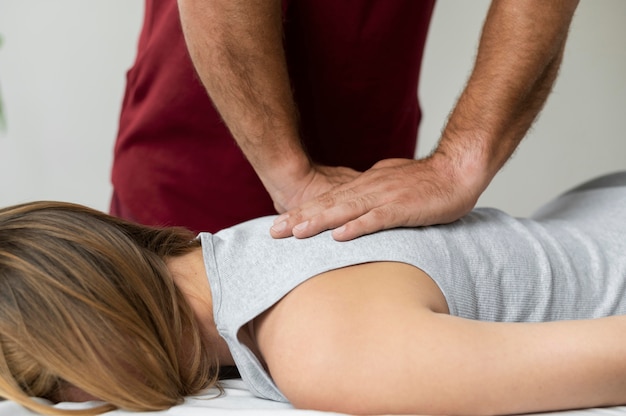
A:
[[199, 172, 626, 402]]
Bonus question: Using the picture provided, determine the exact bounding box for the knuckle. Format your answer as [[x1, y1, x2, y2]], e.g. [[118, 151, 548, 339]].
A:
[[318, 187, 359, 209], [287, 210, 307, 225], [316, 192, 338, 209], [344, 197, 365, 213]]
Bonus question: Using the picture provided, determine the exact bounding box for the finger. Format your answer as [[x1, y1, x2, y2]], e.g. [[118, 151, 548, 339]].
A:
[[270, 187, 360, 238], [330, 206, 402, 241], [290, 193, 378, 239], [270, 209, 315, 239], [270, 213, 294, 238], [271, 194, 330, 238]]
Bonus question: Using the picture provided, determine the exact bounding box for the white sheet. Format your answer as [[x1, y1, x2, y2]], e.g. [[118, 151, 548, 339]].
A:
[[0, 379, 344, 415], [1, 379, 626, 416]]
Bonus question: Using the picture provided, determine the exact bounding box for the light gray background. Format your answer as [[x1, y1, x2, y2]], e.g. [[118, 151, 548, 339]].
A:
[[0, 1, 624, 217]]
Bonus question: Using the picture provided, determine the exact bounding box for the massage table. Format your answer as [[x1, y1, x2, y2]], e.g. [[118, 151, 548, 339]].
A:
[[2, 378, 626, 415]]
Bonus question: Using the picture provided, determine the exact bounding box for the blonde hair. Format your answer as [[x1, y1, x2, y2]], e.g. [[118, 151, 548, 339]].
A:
[[0, 202, 219, 415]]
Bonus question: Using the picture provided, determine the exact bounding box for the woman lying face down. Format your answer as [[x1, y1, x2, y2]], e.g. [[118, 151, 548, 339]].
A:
[[0, 171, 626, 416], [0, 202, 218, 414]]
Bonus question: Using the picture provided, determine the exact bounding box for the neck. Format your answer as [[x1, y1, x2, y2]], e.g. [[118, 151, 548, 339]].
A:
[[167, 248, 236, 367]]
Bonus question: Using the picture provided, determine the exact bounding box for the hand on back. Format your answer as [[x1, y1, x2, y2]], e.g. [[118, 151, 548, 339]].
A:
[[270, 156, 481, 241]]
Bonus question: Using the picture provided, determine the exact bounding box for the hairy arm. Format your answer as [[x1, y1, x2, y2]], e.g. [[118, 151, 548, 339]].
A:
[[433, 0, 580, 196], [271, 0, 580, 240], [177, 0, 357, 213]]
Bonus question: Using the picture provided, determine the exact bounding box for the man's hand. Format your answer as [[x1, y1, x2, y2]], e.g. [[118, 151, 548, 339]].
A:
[[270, 164, 360, 214], [270, 156, 481, 241], [270, 0, 578, 242]]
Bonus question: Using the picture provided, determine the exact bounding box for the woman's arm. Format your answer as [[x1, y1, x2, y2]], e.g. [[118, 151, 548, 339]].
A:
[[256, 262, 626, 415]]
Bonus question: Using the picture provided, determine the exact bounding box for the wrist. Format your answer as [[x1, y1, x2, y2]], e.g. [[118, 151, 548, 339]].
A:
[[267, 151, 312, 184], [429, 135, 495, 201], [252, 142, 313, 195]]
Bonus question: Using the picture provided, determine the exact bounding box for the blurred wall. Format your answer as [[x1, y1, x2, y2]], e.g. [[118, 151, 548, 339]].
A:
[[0, 0, 143, 210], [0, 0, 624, 216]]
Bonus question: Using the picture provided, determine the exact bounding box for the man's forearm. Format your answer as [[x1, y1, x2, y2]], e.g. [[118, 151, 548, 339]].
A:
[[177, 0, 310, 183], [434, 0, 579, 192]]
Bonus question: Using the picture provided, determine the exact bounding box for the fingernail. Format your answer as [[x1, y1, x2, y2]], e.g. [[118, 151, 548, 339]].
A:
[[333, 225, 346, 235], [271, 221, 287, 233], [293, 221, 309, 233], [273, 214, 288, 225]]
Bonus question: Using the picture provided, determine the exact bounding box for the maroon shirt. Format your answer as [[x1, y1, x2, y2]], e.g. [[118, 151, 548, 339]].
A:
[[111, 0, 435, 233]]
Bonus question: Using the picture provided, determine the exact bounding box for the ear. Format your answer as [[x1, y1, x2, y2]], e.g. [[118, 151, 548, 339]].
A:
[[53, 383, 100, 403]]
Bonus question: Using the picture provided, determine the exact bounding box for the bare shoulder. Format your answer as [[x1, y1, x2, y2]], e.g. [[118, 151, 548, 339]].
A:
[[254, 261, 448, 413]]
